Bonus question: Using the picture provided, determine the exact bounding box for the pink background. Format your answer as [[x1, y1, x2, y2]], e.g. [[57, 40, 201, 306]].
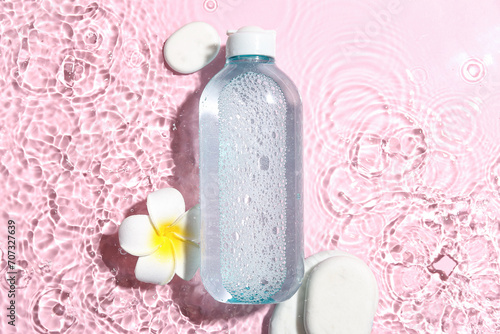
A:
[[1, 0, 500, 332]]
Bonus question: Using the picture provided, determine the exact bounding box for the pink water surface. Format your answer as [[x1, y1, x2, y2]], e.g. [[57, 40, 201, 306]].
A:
[[1, 0, 500, 333]]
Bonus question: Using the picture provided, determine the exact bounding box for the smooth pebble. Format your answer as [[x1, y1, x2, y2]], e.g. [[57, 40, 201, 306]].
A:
[[163, 21, 220, 74], [269, 250, 360, 334], [304, 256, 378, 334]]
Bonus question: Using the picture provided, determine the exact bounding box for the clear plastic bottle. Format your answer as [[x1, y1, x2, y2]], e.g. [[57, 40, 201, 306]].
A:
[[199, 26, 303, 304]]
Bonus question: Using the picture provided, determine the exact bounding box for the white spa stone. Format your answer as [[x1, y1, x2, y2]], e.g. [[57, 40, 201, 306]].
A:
[[163, 21, 220, 74], [269, 250, 359, 334], [304, 256, 378, 334]]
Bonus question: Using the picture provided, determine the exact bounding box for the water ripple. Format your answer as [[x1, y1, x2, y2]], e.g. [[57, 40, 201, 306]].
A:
[[317, 162, 381, 217], [31, 287, 78, 334], [425, 90, 484, 155], [2, 0, 500, 333]]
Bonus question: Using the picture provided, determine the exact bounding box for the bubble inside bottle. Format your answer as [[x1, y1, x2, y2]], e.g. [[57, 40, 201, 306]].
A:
[[218, 71, 288, 303]]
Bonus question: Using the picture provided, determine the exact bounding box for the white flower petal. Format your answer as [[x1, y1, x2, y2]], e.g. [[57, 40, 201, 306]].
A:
[[171, 204, 201, 243], [147, 188, 185, 231], [119, 215, 159, 257], [171, 236, 200, 281], [135, 242, 176, 285]]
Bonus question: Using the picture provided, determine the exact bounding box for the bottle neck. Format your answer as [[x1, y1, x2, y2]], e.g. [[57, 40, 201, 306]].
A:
[[226, 55, 275, 64]]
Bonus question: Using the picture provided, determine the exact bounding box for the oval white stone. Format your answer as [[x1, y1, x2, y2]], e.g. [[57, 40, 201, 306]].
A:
[[269, 250, 359, 334], [304, 256, 379, 334], [163, 21, 220, 74]]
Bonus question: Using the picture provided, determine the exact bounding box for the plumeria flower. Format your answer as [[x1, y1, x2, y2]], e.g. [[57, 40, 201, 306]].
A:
[[119, 188, 201, 285]]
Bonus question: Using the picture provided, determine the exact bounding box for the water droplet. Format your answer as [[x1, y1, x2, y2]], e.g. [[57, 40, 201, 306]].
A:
[[85, 31, 98, 45], [52, 303, 65, 316], [407, 67, 428, 86], [460, 58, 486, 84], [203, 0, 218, 12]]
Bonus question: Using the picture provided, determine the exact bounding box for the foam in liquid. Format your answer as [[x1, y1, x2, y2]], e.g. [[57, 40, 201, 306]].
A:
[[218, 72, 288, 303]]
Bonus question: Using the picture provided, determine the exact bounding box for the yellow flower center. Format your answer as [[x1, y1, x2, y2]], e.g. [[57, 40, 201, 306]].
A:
[[150, 221, 185, 259]]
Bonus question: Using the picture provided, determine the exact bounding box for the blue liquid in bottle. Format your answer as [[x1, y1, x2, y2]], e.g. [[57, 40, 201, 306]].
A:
[[199, 26, 303, 304]]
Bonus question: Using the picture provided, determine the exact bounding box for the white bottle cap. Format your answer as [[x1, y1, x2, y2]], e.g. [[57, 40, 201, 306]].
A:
[[226, 26, 276, 59]]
